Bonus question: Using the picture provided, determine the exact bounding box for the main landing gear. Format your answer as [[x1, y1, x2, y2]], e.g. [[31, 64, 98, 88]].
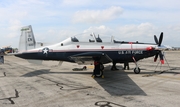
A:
[[132, 56, 141, 74], [92, 61, 104, 78]]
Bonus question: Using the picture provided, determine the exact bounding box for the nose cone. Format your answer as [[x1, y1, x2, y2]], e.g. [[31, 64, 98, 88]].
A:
[[155, 45, 170, 50]]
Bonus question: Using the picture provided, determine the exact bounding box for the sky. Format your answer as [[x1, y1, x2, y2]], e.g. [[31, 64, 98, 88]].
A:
[[0, 0, 180, 48]]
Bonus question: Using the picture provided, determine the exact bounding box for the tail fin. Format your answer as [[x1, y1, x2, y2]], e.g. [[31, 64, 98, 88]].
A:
[[19, 25, 36, 52]]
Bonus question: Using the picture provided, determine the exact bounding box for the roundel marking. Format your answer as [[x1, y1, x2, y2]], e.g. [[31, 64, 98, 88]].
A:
[[42, 47, 49, 55]]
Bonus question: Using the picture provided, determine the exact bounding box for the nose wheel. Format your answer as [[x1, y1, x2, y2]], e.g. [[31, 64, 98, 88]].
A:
[[134, 67, 141, 74]]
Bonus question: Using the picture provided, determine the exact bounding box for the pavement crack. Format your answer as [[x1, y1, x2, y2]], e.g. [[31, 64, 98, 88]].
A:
[[7, 98, 15, 104], [3, 72, 6, 76], [142, 70, 180, 77], [0, 89, 20, 105], [56, 83, 92, 90], [38, 76, 92, 91], [15, 89, 20, 97]]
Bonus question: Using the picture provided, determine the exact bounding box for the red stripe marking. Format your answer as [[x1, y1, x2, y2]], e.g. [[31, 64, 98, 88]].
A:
[[24, 48, 150, 53]]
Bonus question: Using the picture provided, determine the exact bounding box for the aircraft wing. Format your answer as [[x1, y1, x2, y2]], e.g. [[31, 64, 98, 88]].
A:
[[70, 52, 112, 65]]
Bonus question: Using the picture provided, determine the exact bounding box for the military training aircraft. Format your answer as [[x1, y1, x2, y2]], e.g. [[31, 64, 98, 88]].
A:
[[0, 25, 167, 78]]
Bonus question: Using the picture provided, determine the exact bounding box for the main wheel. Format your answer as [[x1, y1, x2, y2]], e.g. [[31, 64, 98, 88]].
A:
[[95, 70, 103, 77], [134, 67, 141, 74]]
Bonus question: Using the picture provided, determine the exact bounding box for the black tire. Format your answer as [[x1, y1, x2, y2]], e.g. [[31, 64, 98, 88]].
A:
[[95, 70, 103, 77], [100, 64, 104, 71], [134, 67, 141, 74]]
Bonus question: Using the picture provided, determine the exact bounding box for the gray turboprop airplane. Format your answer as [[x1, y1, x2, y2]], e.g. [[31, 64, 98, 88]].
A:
[[0, 25, 166, 78]]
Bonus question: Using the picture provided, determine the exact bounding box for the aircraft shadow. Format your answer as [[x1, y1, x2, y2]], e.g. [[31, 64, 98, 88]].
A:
[[22, 65, 180, 96], [21, 67, 147, 96], [21, 69, 51, 77], [21, 69, 93, 77], [94, 68, 147, 96]]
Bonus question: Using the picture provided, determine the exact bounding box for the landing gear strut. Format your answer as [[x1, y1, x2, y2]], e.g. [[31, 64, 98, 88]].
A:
[[132, 56, 141, 74]]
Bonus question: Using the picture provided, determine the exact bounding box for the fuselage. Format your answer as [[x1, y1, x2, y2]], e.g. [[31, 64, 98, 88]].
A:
[[15, 37, 158, 64]]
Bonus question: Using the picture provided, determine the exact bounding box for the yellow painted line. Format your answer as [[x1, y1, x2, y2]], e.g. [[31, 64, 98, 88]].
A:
[[87, 65, 94, 69]]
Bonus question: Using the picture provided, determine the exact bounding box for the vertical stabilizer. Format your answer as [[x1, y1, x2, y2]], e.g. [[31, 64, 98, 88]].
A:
[[19, 25, 36, 52]]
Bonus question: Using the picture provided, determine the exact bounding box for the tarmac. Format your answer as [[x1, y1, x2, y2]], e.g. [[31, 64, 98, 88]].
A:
[[0, 51, 180, 107]]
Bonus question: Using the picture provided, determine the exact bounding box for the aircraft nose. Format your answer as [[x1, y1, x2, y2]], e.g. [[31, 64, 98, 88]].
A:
[[155, 45, 168, 50]]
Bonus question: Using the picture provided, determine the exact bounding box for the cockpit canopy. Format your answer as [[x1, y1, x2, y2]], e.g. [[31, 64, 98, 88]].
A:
[[59, 32, 119, 46]]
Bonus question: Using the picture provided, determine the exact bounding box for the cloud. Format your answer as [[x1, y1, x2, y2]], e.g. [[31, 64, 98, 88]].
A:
[[35, 27, 78, 43], [82, 23, 180, 46], [61, 0, 92, 6], [7, 19, 22, 38], [168, 25, 180, 33], [81, 23, 158, 43], [72, 6, 123, 23], [17, 0, 47, 5], [83, 25, 113, 34], [117, 22, 155, 38], [0, 0, 180, 47], [8, 20, 22, 31]]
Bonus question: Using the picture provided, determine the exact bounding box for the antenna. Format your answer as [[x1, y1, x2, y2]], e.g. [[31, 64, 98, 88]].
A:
[[92, 32, 97, 42], [111, 36, 114, 43]]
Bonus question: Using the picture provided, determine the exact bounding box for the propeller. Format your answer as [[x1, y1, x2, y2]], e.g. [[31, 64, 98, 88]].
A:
[[154, 32, 164, 64], [154, 32, 163, 46]]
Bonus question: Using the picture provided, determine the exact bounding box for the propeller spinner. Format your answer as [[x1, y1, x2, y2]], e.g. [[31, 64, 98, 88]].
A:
[[154, 32, 164, 64]]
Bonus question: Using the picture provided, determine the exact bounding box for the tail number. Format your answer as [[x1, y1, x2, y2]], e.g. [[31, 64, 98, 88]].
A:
[[28, 44, 34, 46]]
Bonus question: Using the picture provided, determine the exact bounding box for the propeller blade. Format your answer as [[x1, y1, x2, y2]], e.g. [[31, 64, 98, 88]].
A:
[[154, 35, 159, 45], [154, 53, 158, 62], [159, 52, 164, 64], [158, 32, 163, 46]]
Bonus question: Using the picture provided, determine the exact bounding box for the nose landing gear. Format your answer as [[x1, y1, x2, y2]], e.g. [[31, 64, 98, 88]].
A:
[[132, 56, 141, 74]]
